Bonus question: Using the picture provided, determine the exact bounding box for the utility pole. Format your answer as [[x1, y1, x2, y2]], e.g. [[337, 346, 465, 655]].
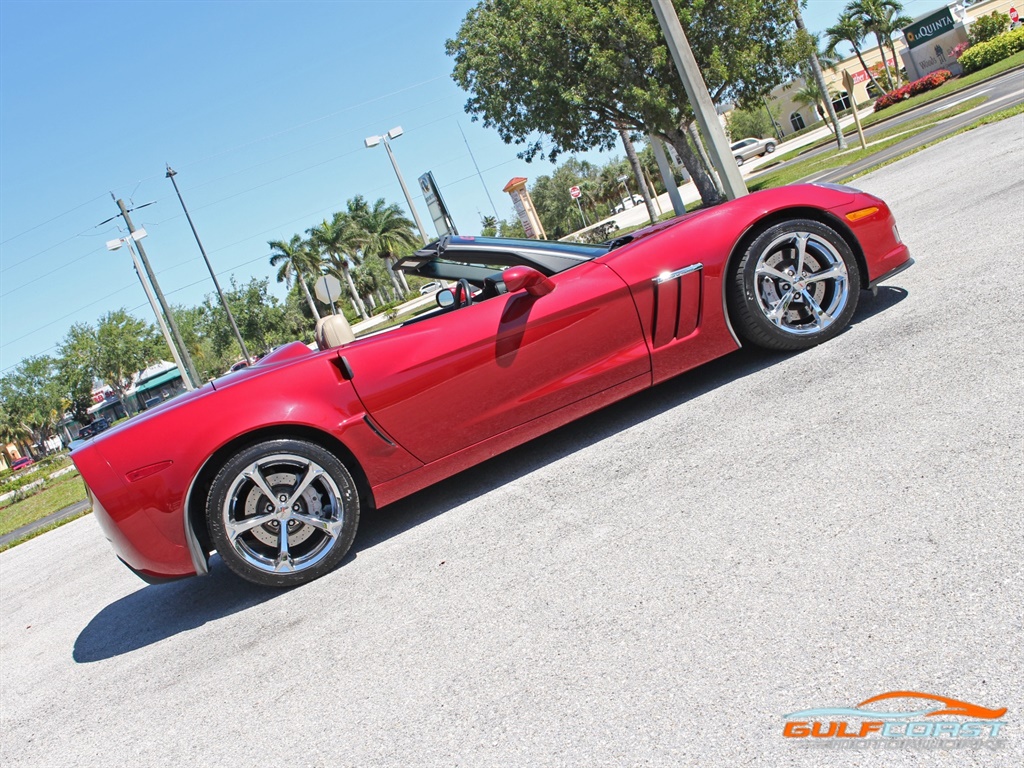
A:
[[113, 196, 202, 388], [650, 0, 747, 201], [166, 166, 252, 364]]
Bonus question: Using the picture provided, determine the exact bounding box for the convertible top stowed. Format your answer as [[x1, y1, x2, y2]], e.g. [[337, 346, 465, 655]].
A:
[[394, 234, 609, 280]]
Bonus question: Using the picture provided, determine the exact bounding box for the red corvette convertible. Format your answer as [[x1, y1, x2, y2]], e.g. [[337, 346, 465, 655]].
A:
[[72, 183, 912, 587]]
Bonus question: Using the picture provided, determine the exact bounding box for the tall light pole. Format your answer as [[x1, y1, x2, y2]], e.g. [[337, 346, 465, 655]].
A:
[[106, 231, 194, 391], [165, 166, 252, 364], [649, 0, 747, 201], [112, 197, 202, 388], [364, 126, 431, 245]]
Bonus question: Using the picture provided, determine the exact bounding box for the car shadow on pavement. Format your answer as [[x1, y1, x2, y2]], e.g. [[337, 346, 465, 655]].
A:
[[73, 558, 286, 663], [73, 286, 906, 657], [349, 285, 908, 556]]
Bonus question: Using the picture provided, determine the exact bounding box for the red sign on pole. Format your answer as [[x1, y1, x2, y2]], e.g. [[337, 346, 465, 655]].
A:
[[569, 185, 581, 199], [1010, 7, 1019, 23]]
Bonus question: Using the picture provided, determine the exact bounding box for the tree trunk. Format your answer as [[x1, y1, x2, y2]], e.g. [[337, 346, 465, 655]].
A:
[[618, 126, 657, 224], [687, 122, 723, 197], [874, 33, 893, 88], [795, 3, 847, 149], [339, 263, 369, 320], [294, 265, 322, 322], [663, 126, 724, 207], [852, 44, 884, 93]]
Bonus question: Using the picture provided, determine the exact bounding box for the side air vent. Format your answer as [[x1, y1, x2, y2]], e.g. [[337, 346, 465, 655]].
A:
[[651, 263, 702, 347]]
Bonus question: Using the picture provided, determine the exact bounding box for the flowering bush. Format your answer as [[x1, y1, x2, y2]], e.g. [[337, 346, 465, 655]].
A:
[[950, 42, 970, 60], [873, 70, 952, 111], [960, 27, 1024, 74]]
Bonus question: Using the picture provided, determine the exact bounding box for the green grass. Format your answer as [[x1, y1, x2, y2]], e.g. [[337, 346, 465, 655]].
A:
[[841, 102, 1024, 182], [0, 471, 88, 538], [762, 53, 1024, 165], [748, 95, 990, 190]]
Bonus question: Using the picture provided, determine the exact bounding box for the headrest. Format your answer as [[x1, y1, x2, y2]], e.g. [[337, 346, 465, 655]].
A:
[[314, 314, 356, 350]]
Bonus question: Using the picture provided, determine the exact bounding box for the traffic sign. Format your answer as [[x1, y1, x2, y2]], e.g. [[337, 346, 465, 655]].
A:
[[1010, 7, 1019, 23], [569, 185, 581, 199], [314, 274, 343, 305]]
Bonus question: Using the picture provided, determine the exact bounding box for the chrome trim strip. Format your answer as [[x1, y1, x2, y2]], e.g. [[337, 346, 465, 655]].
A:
[[652, 262, 703, 283], [183, 464, 211, 577]]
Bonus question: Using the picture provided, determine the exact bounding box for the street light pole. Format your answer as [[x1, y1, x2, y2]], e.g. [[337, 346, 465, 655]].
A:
[[165, 166, 252, 364], [649, 0, 747, 201], [365, 127, 431, 245], [113, 196, 202, 388], [108, 234, 194, 391]]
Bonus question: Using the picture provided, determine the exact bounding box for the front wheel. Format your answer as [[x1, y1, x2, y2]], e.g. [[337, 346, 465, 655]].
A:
[[207, 439, 360, 587], [728, 219, 860, 351]]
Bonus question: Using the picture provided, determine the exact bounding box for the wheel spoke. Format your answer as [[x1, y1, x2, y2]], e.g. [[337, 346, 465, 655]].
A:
[[801, 289, 833, 329], [226, 513, 275, 540], [756, 264, 790, 282], [804, 264, 846, 284], [273, 524, 293, 572], [284, 463, 321, 508], [291, 512, 343, 539], [242, 463, 278, 507], [793, 233, 810, 275], [768, 289, 796, 324]]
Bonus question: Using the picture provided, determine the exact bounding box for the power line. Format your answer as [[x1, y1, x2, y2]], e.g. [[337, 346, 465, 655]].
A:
[[0, 193, 108, 246]]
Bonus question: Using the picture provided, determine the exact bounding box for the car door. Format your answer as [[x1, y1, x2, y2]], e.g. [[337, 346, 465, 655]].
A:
[[342, 260, 650, 464]]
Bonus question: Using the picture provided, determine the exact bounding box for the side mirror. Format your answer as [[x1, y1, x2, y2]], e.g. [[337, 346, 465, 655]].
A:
[[436, 289, 455, 308], [502, 266, 555, 297]]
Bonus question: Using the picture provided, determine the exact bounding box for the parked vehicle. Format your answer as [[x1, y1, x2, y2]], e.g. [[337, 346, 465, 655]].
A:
[[78, 418, 110, 440], [731, 137, 777, 165], [72, 183, 912, 588], [419, 281, 446, 295], [10, 457, 35, 471]]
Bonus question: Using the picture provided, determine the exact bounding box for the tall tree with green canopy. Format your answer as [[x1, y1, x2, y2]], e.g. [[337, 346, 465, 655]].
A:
[[94, 309, 160, 414], [308, 212, 369, 321], [56, 322, 99, 424], [352, 197, 418, 296], [0, 355, 63, 450], [826, 10, 884, 93], [269, 235, 322, 322], [447, 0, 798, 208], [846, 0, 910, 89]]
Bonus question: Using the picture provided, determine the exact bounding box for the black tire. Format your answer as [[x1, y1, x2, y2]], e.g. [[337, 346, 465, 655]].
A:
[[207, 438, 360, 587], [765, 142, 776, 154], [735, 155, 745, 166], [727, 219, 860, 351]]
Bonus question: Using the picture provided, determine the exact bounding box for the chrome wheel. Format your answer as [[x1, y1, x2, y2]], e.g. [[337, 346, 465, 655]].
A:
[[208, 440, 360, 586], [728, 218, 860, 352], [754, 230, 850, 337]]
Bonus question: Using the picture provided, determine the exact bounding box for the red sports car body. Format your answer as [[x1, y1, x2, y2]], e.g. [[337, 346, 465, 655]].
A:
[[72, 184, 912, 587]]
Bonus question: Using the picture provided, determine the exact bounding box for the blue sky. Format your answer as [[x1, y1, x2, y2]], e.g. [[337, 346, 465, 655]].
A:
[[0, 0, 938, 374]]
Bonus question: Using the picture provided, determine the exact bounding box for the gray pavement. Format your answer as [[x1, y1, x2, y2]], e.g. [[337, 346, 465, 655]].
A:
[[1, 117, 1022, 767]]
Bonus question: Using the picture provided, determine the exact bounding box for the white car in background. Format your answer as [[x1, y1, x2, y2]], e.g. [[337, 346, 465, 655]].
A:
[[419, 281, 446, 295], [730, 137, 777, 165]]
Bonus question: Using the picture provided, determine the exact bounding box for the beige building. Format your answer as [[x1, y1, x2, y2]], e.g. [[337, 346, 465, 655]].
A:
[[769, 0, 1018, 135]]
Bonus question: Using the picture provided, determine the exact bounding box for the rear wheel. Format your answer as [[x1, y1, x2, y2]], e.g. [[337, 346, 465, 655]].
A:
[[735, 155, 745, 166], [207, 439, 360, 587], [728, 219, 860, 351]]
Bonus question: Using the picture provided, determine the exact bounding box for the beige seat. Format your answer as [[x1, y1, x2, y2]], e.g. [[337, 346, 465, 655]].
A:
[[314, 314, 356, 350]]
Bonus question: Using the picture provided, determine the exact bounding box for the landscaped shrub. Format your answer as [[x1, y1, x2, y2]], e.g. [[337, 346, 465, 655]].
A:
[[969, 11, 1010, 46], [873, 70, 951, 111], [959, 27, 1024, 74]]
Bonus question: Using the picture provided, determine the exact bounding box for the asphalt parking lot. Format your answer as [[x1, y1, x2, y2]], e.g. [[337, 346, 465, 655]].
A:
[[1, 116, 1022, 768]]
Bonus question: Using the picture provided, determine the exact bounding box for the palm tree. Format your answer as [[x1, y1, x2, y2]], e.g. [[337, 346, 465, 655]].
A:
[[269, 235, 321, 321], [793, 79, 836, 135], [793, 1, 847, 148], [353, 198, 418, 297], [308, 213, 369, 321], [847, 0, 907, 89], [826, 12, 884, 94]]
